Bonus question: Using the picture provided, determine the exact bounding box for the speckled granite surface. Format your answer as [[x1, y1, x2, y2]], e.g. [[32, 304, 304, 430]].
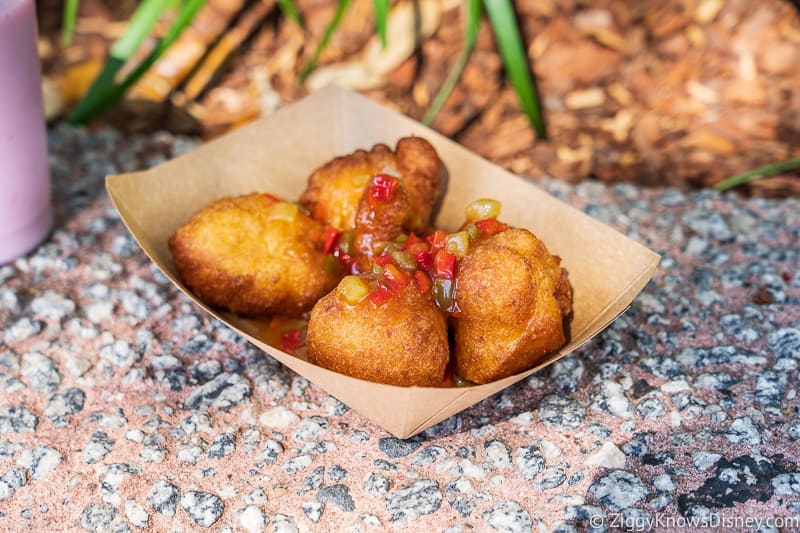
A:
[[0, 124, 799, 532]]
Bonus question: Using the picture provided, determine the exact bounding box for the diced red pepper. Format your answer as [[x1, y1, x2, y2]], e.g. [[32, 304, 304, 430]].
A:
[[335, 252, 358, 274], [280, 329, 304, 352], [262, 193, 282, 202], [427, 230, 449, 250], [415, 250, 434, 271], [374, 254, 394, 266], [434, 250, 456, 279], [404, 240, 430, 256], [475, 218, 508, 236], [403, 232, 424, 251], [322, 226, 340, 254], [414, 270, 432, 293], [368, 285, 393, 306], [383, 264, 411, 291], [369, 174, 400, 201]]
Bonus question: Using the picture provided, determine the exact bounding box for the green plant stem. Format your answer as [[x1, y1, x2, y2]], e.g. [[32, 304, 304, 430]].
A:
[[373, 0, 389, 48], [713, 158, 800, 191], [61, 0, 80, 46], [277, 0, 303, 27], [299, 0, 352, 82], [69, 0, 206, 124], [422, 0, 481, 126], [111, 0, 178, 58], [482, 0, 546, 139], [69, 0, 175, 123], [120, 0, 207, 91]]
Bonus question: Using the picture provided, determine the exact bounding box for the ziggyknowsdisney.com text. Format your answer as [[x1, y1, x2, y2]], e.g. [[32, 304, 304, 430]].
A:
[[589, 512, 800, 530]]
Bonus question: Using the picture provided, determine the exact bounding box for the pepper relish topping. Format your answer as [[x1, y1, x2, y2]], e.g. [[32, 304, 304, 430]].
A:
[[332, 198, 509, 312], [369, 174, 400, 202]]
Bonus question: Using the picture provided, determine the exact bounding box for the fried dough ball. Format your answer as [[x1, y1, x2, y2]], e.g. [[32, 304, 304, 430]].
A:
[[453, 228, 572, 384], [299, 137, 443, 234], [353, 174, 413, 260], [300, 144, 395, 231], [393, 137, 443, 231], [169, 193, 341, 317], [306, 276, 449, 386], [491, 229, 572, 318]]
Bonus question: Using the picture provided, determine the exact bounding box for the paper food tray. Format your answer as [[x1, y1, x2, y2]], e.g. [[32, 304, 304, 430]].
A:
[[106, 86, 660, 438]]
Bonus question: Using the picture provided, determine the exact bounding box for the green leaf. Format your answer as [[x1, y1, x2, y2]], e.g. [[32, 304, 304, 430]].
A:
[[482, 0, 546, 139], [713, 157, 800, 191], [277, 0, 304, 27], [422, 0, 481, 126], [67, 57, 125, 124], [110, 0, 178, 59], [69, 0, 207, 124], [299, 0, 352, 82], [121, 0, 207, 85], [373, 0, 390, 48], [61, 0, 80, 46]]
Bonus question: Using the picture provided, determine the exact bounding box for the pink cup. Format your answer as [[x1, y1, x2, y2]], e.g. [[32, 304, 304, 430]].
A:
[[0, 0, 52, 264]]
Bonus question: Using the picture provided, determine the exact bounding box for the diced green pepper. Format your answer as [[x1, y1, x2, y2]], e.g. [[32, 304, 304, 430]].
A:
[[390, 250, 418, 271], [433, 277, 455, 310], [465, 198, 502, 221], [445, 231, 470, 258], [337, 275, 369, 305]]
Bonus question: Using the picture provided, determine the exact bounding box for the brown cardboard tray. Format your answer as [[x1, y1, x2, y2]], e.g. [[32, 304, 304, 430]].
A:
[[106, 86, 660, 438]]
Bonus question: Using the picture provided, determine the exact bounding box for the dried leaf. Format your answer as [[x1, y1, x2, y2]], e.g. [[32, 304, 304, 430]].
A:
[[564, 87, 606, 109], [694, 0, 724, 24], [361, 0, 441, 76], [306, 0, 442, 91], [683, 129, 734, 154]]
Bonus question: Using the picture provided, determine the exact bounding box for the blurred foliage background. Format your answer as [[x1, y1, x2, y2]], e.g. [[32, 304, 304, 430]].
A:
[[36, 0, 800, 196]]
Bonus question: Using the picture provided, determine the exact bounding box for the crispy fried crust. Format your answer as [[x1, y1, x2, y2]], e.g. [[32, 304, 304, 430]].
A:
[[453, 229, 572, 383], [394, 137, 443, 231], [300, 144, 396, 231], [490, 229, 573, 317], [299, 137, 443, 234], [169, 193, 341, 317], [353, 177, 411, 258], [306, 282, 449, 386]]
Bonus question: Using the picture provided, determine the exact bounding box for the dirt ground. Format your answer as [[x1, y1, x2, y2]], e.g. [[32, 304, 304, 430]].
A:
[[36, 0, 800, 196]]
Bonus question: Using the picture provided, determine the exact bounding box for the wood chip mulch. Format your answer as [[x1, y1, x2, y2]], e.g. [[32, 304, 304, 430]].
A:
[[37, 0, 800, 196]]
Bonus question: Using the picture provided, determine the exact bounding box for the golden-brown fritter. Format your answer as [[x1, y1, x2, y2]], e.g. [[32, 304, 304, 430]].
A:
[[490, 228, 572, 318], [299, 137, 443, 234], [353, 174, 412, 259], [394, 137, 443, 231], [300, 144, 396, 231], [169, 193, 341, 317], [306, 276, 449, 386], [452, 228, 572, 384]]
